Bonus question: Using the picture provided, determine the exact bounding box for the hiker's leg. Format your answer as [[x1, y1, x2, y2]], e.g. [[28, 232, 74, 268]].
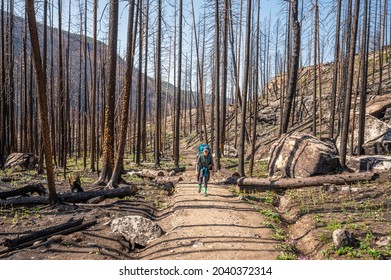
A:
[[203, 170, 208, 194], [198, 168, 203, 193]]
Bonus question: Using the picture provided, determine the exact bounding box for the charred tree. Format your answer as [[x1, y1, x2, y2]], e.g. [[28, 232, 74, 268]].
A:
[[96, 0, 119, 184], [25, 0, 58, 204]]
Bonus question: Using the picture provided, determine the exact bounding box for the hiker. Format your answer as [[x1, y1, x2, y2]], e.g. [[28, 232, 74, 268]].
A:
[[196, 144, 213, 196]]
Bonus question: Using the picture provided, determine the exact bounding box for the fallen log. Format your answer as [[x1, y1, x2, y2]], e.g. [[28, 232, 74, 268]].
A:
[[0, 183, 47, 199], [236, 172, 384, 191], [215, 169, 241, 185], [165, 167, 186, 173], [0, 186, 137, 206], [2, 218, 84, 248], [224, 175, 241, 185], [140, 169, 165, 179], [0, 220, 97, 256], [0, 177, 20, 183], [154, 176, 183, 185]]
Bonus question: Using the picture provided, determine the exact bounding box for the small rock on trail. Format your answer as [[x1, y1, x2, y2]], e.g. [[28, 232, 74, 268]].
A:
[[111, 215, 162, 249]]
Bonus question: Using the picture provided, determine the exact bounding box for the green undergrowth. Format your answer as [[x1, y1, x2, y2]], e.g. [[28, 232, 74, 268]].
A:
[[0, 206, 41, 225]]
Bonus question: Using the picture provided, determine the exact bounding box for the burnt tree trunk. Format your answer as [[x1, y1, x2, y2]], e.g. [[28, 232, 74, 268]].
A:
[[281, 0, 300, 134], [96, 0, 119, 184], [25, 0, 58, 204]]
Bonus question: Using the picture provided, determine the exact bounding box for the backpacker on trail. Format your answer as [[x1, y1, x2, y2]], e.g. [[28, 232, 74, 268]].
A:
[[196, 144, 213, 195]]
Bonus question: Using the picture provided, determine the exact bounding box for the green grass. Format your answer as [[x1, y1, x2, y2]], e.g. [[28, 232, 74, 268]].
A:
[[250, 160, 269, 178], [277, 253, 297, 260], [260, 209, 281, 222], [325, 220, 344, 231], [331, 230, 391, 260], [8, 207, 41, 225], [240, 190, 276, 205]]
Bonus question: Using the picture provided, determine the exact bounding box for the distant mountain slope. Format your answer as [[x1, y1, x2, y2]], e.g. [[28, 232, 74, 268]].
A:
[[6, 13, 177, 116]]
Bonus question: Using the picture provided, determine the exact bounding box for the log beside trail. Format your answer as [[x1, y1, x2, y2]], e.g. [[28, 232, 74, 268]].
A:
[[0, 219, 97, 255], [140, 169, 165, 179], [0, 183, 47, 199], [154, 177, 183, 185], [165, 167, 186, 173], [236, 172, 385, 191], [0, 186, 137, 206], [2, 218, 84, 248]]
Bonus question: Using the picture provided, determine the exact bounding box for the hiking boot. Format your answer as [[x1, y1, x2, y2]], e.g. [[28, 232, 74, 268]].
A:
[[204, 187, 208, 196], [198, 184, 202, 193]]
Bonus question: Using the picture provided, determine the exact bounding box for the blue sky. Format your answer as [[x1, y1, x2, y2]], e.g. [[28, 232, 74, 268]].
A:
[[22, 0, 282, 57], [10, 0, 336, 87]]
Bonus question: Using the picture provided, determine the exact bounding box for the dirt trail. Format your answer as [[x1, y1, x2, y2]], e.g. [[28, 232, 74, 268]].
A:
[[136, 166, 280, 260]]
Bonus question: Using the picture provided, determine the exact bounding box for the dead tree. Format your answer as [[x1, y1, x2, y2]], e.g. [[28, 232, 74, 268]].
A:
[[174, 0, 182, 169], [107, 0, 136, 188], [238, 0, 252, 177], [90, 0, 98, 171], [358, 0, 370, 155], [155, 0, 163, 168], [25, 0, 58, 204], [281, 0, 300, 134], [96, 0, 119, 184], [340, 0, 361, 167], [329, 0, 342, 139]]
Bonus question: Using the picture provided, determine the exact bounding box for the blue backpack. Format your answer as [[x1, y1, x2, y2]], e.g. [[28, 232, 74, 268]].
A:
[[198, 143, 211, 155]]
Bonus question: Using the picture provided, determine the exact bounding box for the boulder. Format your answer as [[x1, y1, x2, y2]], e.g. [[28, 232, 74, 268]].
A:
[[347, 155, 391, 172], [376, 236, 390, 247], [362, 130, 391, 155], [111, 215, 162, 250], [4, 153, 38, 170], [268, 132, 341, 178], [223, 145, 238, 158], [337, 114, 391, 155], [333, 229, 357, 249], [383, 108, 391, 123], [257, 113, 277, 126], [366, 93, 391, 119]]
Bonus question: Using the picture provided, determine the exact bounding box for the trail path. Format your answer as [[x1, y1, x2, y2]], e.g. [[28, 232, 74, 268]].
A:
[[136, 156, 280, 260]]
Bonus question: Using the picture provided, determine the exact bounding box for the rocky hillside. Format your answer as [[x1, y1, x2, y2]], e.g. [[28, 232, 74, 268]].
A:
[[246, 46, 391, 161]]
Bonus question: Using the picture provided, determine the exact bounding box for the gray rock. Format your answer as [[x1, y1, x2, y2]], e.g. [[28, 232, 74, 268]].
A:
[[362, 130, 391, 155], [376, 236, 390, 247], [4, 153, 38, 170], [111, 215, 162, 250], [383, 108, 391, 121], [192, 241, 204, 248], [347, 155, 391, 172], [223, 145, 239, 158], [56, 204, 77, 212], [341, 186, 351, 194], [257, 113, 277, 126], [268, 132, 341, 178], [333, 229, 356, 249], [47, 235, 63, 243], [335, 115, 391, 155], [321, 184, 338, 193]]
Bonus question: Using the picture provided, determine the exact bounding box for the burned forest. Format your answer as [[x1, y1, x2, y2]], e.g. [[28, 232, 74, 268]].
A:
[[0, 0, 390, 261]]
